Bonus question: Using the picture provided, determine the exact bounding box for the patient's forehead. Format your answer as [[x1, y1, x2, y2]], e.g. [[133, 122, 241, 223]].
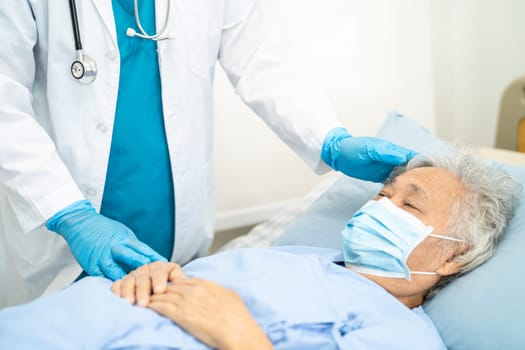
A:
[[386, 167, 465, 204]]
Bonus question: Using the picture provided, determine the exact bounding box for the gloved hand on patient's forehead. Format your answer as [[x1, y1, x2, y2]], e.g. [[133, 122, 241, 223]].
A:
[[321, 127, 416, 183], [46, 200, 166, 280]]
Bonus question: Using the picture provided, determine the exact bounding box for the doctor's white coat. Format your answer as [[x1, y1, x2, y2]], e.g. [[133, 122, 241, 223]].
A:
[[0, 0, 340, 307]]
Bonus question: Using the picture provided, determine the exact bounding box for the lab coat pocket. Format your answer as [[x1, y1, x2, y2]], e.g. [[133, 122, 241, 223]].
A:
[[0, 192, 54, 266], [176, 0, 212, 79]]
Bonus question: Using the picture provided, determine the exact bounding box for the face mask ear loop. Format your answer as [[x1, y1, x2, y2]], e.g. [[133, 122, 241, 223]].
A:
[[428, 233, 466, 243], [410, 271, 438, 276]]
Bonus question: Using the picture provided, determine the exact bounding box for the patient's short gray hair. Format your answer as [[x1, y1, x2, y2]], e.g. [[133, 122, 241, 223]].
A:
[[387, 149, 521, 297]]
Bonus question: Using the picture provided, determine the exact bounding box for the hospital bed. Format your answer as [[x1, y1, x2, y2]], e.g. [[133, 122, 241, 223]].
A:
[[219, 113, 525, 350]]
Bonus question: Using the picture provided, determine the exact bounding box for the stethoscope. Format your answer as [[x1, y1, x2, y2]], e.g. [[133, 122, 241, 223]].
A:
[[68, 0, 174, 85]]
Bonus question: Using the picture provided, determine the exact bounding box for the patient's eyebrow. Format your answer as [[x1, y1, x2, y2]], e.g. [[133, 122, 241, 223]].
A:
[[406, 183, 429, 199]]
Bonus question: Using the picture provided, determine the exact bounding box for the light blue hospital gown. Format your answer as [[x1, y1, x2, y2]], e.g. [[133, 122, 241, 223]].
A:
[[0, 247, 446, 349]]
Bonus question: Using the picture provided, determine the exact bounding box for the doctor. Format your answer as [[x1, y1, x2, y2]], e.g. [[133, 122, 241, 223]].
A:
[[0, 0, 415, 307]]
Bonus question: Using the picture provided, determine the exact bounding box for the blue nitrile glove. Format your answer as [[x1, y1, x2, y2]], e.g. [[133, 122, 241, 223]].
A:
[[46, 200, 167, 280], [321, 127, 417, 182]]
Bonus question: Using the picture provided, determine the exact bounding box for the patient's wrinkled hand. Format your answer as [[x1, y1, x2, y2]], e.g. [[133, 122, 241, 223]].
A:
[[111, 261, 185, 307], [148, 278, 272, 350]]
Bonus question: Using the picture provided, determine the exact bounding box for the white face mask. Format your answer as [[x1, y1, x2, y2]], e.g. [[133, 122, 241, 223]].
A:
[[342, 197, 466, 281]]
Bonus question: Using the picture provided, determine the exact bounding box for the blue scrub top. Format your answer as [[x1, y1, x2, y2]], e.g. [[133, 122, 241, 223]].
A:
[[100, 0, 175, 260]]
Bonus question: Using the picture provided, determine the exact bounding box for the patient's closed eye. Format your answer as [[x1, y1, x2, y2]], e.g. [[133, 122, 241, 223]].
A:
[[403, 202, 419, 211]]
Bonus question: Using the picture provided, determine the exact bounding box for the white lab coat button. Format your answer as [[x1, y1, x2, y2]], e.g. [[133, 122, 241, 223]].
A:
[[97, 122, 108, 133], [106, 51, 117, 61], [86, 188, 97, 196]]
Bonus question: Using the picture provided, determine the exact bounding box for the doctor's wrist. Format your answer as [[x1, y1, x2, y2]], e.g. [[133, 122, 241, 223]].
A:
[[45, 199, 94, 234], [321, 127, 352, 171]]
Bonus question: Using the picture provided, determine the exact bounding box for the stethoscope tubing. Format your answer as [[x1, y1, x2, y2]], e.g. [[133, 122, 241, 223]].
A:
[[68, 0, 83, 51]]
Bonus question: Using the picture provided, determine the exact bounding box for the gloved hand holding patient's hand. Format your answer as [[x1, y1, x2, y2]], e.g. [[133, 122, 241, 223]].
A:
[[321, 127, 417, 182], [46, 200, 166, 281], [112, 261, 185, 306]]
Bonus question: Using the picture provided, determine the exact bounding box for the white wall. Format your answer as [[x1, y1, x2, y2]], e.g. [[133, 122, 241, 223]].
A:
[[213, 0, 436, 229], [432, 0, 525, 145]]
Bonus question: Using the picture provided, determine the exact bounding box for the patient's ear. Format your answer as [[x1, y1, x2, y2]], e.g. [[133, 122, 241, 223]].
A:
[[436, 242, 471, 276]]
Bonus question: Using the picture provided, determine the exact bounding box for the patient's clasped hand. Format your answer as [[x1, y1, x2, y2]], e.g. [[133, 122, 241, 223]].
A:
[[0, 151, 520, 350]]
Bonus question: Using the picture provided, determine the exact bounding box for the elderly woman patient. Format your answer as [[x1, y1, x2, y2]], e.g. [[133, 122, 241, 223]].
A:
[[0, 151, 520, 350]]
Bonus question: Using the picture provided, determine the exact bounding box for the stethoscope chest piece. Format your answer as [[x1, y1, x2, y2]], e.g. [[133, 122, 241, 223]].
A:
[[71, 51, 97, 84], [69, 0, 97, 85]]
